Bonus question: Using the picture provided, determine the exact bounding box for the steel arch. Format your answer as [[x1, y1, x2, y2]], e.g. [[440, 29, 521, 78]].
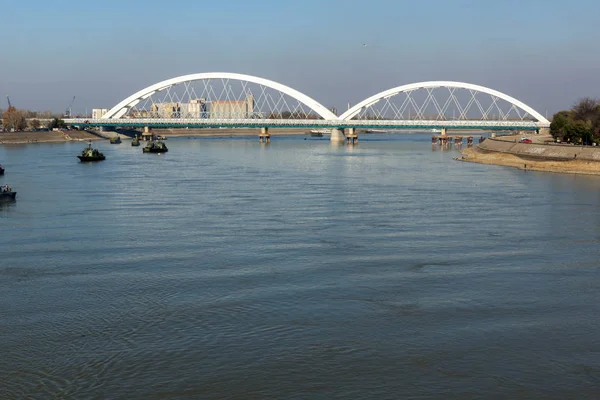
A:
[[102, 72, 337, 120], [339, 81, 550, 126]]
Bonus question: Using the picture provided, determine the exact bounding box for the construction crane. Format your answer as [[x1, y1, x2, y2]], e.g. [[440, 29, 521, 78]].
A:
[[64, 96, 76, 118]]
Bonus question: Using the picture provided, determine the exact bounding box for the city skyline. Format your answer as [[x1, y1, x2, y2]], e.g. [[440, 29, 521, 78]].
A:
[[2, 0, 599, 117]]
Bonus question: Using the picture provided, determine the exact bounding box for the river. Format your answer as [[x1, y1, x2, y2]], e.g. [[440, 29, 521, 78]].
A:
[[1, 133, 599, 399]]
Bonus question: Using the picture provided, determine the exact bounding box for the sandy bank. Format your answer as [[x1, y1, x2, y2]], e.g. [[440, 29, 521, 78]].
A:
[[461, 135, 600, 175], [0, 130, 102, 145]]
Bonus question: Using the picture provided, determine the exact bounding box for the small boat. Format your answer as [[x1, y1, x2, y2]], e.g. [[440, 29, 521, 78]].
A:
[[0, 164, 4, 175], [143, 140, 168, 153], [110, 135, 122, 144], [157, 135, 167, 140], [0, 185, 16, 201], [131, 135, 140, 146], [77, 141, 105, 162]]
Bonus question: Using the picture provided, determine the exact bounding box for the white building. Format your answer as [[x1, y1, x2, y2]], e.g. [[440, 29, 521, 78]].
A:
[[181, 98, 207, 118], [92, 108, 109, 119], [209, 95, 254, 119]]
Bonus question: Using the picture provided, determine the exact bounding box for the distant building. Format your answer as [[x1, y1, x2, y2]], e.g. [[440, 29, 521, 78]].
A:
[[182, 98, 208, 118], [128, 109, 151, 118], [92, 108, 109, 119], [150, 103, 181, 118], [209, 95, 254, 119]]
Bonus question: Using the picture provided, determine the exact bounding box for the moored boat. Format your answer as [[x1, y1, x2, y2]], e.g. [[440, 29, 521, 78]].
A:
[[0, 164, 4, 175], [77, 142, 105, 162], [0, 185, 16, 201], [110, 135, 122, 144], [131, 135, 140, 146], [143, 140, 168, 153]]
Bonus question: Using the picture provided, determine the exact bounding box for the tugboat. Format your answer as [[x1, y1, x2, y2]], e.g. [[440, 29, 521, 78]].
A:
[[0, 164, 4, 175], [0, 184, 16, 202], [143, 139, 168, 153], [77, 141, 105, 162], [110, 135, 122, 144], [131, 135, 140, 146]]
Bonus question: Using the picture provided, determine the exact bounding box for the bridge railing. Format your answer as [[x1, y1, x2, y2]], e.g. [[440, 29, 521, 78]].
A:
[[64, 118, 547, 130]]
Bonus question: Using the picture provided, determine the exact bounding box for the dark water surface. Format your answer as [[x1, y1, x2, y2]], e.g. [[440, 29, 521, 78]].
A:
[[1, 134, 600, 399]]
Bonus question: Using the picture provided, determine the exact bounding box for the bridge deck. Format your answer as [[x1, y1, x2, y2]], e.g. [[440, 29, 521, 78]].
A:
[[65, 118, 548, 131]]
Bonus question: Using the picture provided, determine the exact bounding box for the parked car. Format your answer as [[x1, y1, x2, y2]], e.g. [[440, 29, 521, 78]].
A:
[[519, 137, 532, 144]]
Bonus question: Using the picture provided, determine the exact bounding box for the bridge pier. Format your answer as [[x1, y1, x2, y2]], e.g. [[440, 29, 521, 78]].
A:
[[346, 128, 358, 144], [538, 127, 550, 136], [259, 127, 271, 143], [142, 126, 153, 141], [330, 128, 345, 143]]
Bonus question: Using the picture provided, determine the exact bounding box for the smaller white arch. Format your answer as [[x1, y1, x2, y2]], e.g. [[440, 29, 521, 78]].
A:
[[340, 81, 550, 126], [102, 72, 337, 120]]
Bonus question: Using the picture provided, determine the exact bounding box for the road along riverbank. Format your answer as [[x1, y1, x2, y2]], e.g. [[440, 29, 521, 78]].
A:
[[460, 136, 600, 175]]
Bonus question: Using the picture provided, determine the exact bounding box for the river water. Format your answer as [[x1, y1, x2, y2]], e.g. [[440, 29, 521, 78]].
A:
[[1, 134, 599, 399]]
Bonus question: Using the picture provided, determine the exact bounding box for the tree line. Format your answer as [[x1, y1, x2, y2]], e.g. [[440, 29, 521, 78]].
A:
[[1, 107, 65, 131], [550, 98, 600, 144]]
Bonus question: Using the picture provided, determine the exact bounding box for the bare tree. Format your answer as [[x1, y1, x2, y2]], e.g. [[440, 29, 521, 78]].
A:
[[30, 119, 41, 130], [572, 97, 599, 122], [2, 107, 27, 131]]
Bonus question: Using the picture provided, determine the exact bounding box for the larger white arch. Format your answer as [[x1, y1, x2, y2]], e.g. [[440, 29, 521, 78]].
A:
[[339, 81, 550, 126], [102, 72, 338, 120]]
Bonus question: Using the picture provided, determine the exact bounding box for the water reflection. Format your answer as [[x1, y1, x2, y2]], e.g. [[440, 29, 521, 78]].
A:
[[0, 201, 16, 213]]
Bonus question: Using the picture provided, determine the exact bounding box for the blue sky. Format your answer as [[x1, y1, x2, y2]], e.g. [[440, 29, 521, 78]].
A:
[[1, 0, 599, 116]]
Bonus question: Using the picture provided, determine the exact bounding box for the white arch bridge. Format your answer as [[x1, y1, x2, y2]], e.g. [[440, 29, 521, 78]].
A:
[[65, 72, 550, 137]]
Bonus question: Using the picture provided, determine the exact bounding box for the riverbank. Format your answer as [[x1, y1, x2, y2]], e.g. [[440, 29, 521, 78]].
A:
[[0, 128, 315, 144], [0, 130, 101, 145], [460, 134, 600, 175]]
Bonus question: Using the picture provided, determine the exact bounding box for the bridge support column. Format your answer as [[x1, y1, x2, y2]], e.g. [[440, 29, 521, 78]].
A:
[[330, 128, 345, 143], [538, 127, 550, 136], [259, 127, 270, 143], [346, 128, 358, 144], [437, 128, 449, 145], [142, 126, 153, 141]]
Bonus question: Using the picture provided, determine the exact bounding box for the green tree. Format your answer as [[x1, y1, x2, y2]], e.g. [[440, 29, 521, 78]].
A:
[[571, 120, 593, 144], [47, 118, 65, 129], [550, 111, 570, 140]]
